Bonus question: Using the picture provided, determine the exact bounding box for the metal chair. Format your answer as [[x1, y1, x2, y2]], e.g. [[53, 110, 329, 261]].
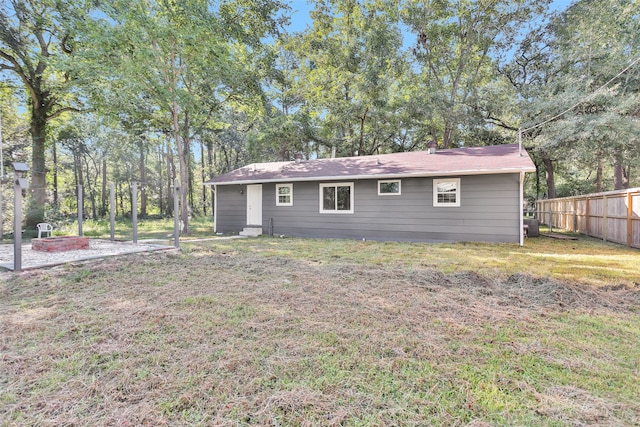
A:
[[37, 222, 54, 238]]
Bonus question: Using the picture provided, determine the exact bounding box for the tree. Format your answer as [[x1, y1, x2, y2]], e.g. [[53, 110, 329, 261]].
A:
[[79, 0, 286, 232], [0, 0, 82, 226], [402, 0, 550, 148], [286, 0, 410, 157], [512, 0, 640, 196]]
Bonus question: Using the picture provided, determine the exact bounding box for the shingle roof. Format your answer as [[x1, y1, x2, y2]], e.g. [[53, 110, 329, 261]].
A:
[[204, 144, 536, 185]]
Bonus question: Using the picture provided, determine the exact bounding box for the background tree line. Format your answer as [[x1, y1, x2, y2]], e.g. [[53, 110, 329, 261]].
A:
[[1, 0, 638, 232]]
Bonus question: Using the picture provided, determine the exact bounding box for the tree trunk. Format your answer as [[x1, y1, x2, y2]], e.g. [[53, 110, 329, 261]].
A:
[[623, 165, 630, 189], [26, 107, 48, 227], [613, 146, 629, 190], [184, 112, 195, 216], [118, 182, 124, 217], [201, 140, 207, 216], [207, 138, 215, 215], [172, 102, 189, 234], [166, 139, 175, 217], [542, 154, 556, 199], [595, 148, 603, 193], [83, 157, 97, 220], [442, 125, 454, 149], [157, 146, 164, 216]]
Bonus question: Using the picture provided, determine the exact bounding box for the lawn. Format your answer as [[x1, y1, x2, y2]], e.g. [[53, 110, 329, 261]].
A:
[[1, 234, 638, 426], [44, 216, 216, 241]]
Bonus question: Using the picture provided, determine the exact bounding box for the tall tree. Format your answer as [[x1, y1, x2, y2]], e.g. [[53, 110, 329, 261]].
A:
[[0, 0, 82, 225], [402, 0, 550, 148], [287, 0, 409, 157], [512, 0, 640, 196], [80, 0, 286, 232]]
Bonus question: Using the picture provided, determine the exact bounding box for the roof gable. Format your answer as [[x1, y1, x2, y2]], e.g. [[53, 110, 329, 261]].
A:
[[205, 144, 536, 185]]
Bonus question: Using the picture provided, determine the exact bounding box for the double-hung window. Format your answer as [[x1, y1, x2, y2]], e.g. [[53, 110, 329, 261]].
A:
[[276, 184, 293, 206], [433, 178, 460, 207], [319, 182, 354, 213]]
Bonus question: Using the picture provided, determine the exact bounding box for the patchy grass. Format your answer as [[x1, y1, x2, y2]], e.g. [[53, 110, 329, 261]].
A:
[[0, 236, 638, 426], [203, 233, 640, 287]]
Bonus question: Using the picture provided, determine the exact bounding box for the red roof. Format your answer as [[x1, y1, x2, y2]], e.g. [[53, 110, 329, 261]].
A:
[[205, 144, 536, 185]]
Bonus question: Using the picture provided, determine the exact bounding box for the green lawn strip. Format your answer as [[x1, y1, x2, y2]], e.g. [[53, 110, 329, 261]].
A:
[[198, 235, 640, 286], [50, 216, 215, 241]]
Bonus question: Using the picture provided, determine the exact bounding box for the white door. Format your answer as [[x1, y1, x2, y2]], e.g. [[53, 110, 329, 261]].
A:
[[246, 184, 263, 226]]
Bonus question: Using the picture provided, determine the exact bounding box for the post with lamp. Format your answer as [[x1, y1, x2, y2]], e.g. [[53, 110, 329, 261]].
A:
[[12, 162, 29, 272]]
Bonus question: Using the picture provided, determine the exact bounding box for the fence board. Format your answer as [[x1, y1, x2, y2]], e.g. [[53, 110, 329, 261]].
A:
[[535, 188, 640, 249]]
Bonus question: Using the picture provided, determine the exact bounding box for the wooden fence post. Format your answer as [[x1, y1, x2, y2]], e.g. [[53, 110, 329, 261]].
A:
[[585, 197, 590, 236], [603, 195, 608, 242]]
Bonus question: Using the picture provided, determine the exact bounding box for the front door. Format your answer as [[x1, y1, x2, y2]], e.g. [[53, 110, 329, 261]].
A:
[[246, 184, 262, 226]]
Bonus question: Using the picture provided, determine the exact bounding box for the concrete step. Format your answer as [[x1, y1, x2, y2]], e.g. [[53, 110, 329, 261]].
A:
[[239, 227, 263, 237]]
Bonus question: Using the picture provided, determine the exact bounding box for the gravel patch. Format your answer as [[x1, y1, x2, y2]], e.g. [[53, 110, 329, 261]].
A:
[[0, 239, 175, 271]]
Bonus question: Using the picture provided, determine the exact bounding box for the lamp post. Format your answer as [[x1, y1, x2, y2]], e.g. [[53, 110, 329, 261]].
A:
[[12, 162, 29, 272]]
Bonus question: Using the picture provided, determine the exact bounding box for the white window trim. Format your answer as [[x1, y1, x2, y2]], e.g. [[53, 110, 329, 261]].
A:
[[319, 182, 354, 214], [433, 178, 461, 207], [378, 179, 401, 196], [276, 183, 293, 206]]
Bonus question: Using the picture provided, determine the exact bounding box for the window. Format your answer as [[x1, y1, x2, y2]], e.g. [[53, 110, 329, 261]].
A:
[[276, 184, 293, 206], [433, 178, 460, 207], [319, 182, 354, 213], [378, 180, 401, 196]]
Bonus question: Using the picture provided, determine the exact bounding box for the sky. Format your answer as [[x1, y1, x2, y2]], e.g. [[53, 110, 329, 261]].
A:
[[285, 0, 575, 34]]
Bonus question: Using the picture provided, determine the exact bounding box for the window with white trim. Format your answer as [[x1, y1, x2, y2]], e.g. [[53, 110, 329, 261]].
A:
[[378, 179, 401, 195], [433, 178, 460, 207], [319, 182, 354, 213], [276, 183, 293, 206]]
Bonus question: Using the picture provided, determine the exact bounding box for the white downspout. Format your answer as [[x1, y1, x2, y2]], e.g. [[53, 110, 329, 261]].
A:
[[213, 184, 218, 234], [519, 172, 525, 246]]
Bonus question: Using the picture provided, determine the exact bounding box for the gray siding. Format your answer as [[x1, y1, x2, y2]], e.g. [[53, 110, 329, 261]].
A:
[[217, 174, 521, 243], [215, 184, 246, 233]]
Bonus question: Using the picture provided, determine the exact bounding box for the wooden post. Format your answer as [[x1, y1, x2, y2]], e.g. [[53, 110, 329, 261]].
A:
[[603, 195, 608, 242], [13, 171, 22, 272], [573, 198, 578, 232], [110, 183, 115, 241], [174, 179, 180, 249], [628, 191, 633, 247], [78, 185, 83, 237], [585, 197, 590, 236], [132, 182, 138, 244]]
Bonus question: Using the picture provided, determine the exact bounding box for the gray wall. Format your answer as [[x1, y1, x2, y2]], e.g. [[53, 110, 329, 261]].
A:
[[217, 174, 522, 243], [215, 184, 246, 233]]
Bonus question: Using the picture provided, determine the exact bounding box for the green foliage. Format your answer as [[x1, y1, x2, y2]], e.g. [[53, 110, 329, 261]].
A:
[[512, 0, 640, 196]]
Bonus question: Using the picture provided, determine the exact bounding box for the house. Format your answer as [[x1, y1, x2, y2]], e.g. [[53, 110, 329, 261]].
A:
[[204, 144, 536, 244]]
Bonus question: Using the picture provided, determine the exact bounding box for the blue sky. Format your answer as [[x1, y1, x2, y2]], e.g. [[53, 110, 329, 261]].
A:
[[285, 0, 574, 34]]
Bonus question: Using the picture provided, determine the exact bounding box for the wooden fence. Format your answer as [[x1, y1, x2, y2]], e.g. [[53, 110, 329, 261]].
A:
[[535, 187, 640, 249]]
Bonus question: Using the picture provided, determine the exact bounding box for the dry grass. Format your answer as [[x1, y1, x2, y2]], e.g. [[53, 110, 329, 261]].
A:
[[1, 236, 639, 426]]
